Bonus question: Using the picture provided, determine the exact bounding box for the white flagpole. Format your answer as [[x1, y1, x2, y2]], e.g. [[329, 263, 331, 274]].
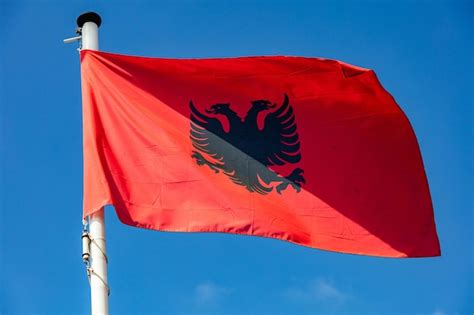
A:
[[76, 12, 109, 315]]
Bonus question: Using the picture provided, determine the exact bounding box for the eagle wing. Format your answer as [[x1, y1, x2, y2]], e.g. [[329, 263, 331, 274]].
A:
[[259, 94, 301, 166], [189, 101, 228, 162]]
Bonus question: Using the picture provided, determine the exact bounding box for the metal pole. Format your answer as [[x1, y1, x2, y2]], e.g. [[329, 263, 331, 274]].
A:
[[76, 12, 109, 315]]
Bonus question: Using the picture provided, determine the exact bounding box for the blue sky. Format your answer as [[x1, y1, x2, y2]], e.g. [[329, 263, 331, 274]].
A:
[[1, 1, 472, 314]]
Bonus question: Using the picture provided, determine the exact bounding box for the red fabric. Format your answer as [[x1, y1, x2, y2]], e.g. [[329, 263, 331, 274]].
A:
[[81, 50, 440, 258]]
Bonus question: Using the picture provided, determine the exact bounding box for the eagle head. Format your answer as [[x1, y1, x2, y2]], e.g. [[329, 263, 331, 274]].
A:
[[205, 103, 232, 115], [250, 99, 276, 112]]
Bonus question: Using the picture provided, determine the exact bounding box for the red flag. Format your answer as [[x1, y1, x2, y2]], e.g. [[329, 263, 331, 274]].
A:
[[81, 50, 440, 258]]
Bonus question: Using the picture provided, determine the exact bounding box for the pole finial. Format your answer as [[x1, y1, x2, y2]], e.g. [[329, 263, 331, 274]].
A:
[[77, 12, 102, 28]]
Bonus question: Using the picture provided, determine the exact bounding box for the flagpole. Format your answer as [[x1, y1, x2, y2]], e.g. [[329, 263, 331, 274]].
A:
[[76, 12, 109, 315]]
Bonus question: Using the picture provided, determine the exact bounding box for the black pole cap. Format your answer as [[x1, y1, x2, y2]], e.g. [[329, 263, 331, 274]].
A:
[[77, 12, 102, 28]]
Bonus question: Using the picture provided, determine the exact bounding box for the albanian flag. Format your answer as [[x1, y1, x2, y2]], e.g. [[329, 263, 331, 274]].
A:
[[81, 50, 440, 258]]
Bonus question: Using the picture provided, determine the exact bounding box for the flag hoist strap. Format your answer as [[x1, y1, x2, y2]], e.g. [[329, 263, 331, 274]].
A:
[[82, 231, 110, 296], [89, 236, 108, 263], [87, 267, 110, 296]]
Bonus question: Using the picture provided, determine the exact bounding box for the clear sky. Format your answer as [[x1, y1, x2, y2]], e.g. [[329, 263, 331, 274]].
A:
[[0, 1, 472, 314]]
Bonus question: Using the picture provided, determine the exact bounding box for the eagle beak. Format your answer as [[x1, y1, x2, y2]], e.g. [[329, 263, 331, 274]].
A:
[[205, 108, 215, 114]]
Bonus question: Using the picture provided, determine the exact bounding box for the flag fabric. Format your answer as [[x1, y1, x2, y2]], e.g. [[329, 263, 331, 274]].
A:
[[80, 50, 440, 258]]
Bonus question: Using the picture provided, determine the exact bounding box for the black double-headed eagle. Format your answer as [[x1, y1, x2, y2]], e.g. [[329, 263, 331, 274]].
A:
[[190, 94, 305, 194]]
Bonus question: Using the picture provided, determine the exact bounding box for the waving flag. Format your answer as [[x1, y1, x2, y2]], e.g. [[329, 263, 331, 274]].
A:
[[81, 50, 440, 257]]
